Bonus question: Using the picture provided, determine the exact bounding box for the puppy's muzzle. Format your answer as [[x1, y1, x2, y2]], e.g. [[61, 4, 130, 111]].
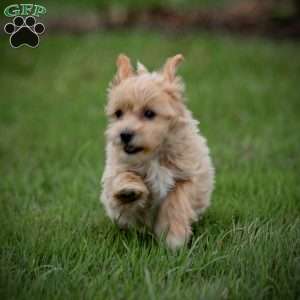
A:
[[120, 130, 134, 144], [120, 130, 143, 154]]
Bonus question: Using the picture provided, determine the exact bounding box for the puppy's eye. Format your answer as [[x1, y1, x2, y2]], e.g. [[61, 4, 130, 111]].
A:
[[144, 109, 156, 120], [115, 110, 123, 119]]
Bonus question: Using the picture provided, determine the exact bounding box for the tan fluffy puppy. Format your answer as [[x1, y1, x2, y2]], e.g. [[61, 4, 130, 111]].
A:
[[101, 54, 214, 250]]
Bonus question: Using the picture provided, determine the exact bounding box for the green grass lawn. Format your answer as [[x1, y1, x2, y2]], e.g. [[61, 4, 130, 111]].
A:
[[0, 0, 230, 15], [0, 31, 299, 300]]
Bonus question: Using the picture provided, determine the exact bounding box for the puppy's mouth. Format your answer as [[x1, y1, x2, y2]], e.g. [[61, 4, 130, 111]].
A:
[[123, 145, 143, 155]]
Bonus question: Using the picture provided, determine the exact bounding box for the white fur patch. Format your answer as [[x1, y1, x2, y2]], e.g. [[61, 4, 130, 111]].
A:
[[145, 160, 174, 203]]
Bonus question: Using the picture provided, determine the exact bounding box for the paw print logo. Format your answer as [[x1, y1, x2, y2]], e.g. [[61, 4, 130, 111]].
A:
[[4, 16, 45, 48]]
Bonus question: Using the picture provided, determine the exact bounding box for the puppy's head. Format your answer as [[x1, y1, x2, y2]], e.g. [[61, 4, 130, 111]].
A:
[[106, 54, 185, 162]]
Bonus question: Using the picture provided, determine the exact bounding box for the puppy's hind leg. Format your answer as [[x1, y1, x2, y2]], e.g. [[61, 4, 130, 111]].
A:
[[154, 181, 197, 250]]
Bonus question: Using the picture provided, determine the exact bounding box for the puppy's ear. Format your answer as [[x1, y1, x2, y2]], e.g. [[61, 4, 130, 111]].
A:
[[114, 54, 134, 84], [163, 54, 184, 82], [136, 61, 148, 75]]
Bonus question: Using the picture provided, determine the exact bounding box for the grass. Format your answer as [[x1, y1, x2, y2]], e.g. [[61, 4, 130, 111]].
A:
[[0, 31, 299, 300], [0, 0, 231, 14]]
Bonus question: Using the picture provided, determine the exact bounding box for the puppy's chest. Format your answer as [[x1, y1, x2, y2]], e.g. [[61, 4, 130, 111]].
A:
[[143, 160, 175, 203]]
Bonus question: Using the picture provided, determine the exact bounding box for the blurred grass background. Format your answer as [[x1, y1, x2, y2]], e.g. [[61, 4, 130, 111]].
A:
[[0, 0, 298, 17], [0, 0, 230, 12], [0, 1, 300, 299]]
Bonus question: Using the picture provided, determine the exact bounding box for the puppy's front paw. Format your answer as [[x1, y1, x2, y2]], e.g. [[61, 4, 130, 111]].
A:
[[112, 172, 149, 205], [115, 188, 143, 203]]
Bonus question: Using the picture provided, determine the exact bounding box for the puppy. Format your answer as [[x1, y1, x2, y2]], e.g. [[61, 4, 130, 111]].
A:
[[101, 54, 214, 249]]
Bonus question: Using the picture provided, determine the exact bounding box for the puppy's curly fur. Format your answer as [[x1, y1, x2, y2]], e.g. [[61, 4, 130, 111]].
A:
[[101, 54, 214, 249]]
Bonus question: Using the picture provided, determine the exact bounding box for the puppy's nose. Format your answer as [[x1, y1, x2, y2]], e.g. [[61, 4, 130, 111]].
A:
[[120, 131, 134, 144]]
